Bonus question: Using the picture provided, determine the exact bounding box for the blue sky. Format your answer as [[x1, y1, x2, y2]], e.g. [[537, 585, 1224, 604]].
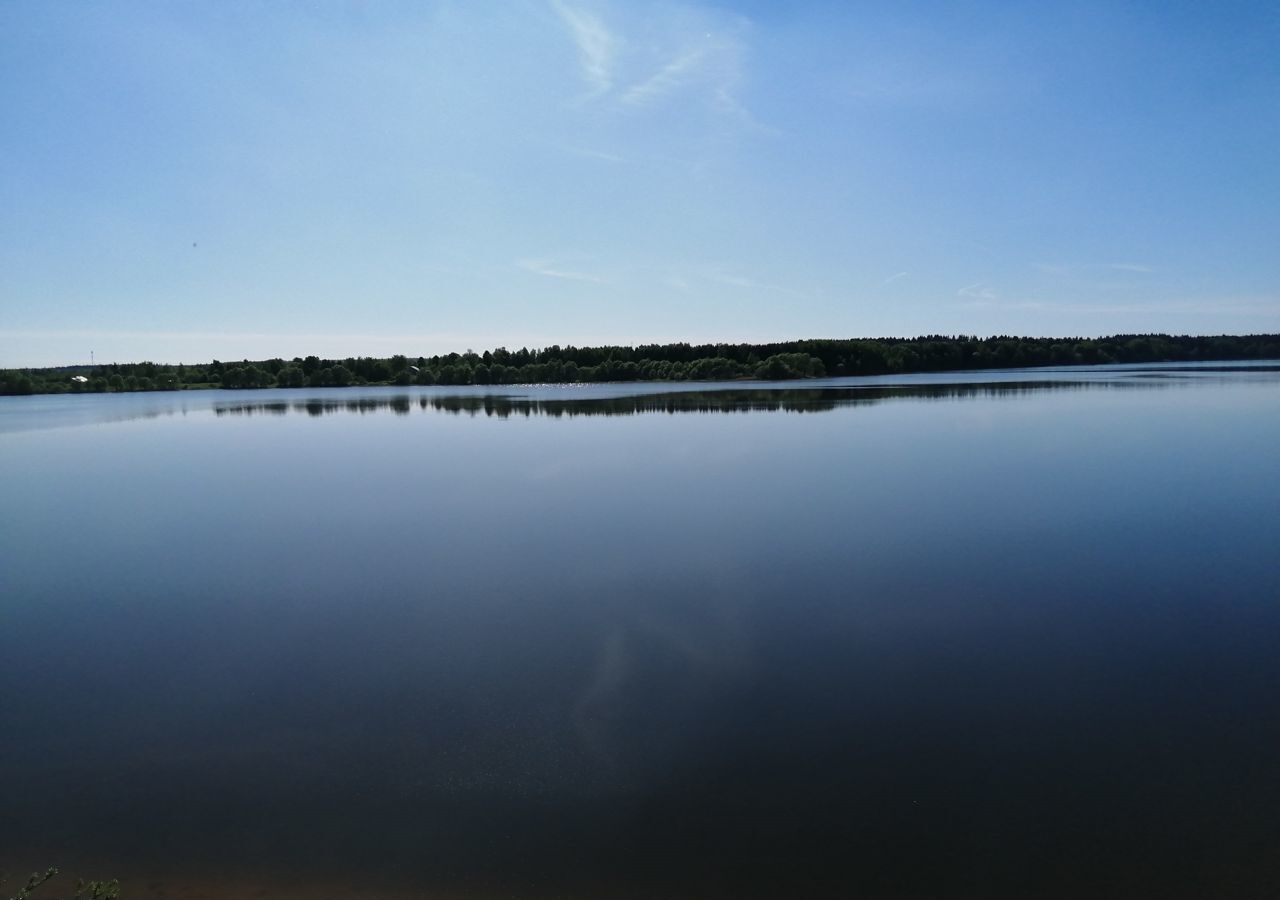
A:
[[2, 1, 1277, 367]]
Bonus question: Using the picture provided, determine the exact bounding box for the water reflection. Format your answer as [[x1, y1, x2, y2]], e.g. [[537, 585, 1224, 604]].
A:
[[211, 380, 1142, 419], [4, 363, 1280, 899], [5, 362, 1273, 436]]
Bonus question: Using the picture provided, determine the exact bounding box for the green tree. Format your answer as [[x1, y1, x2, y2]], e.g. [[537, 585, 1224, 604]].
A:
[[757, 356, 793, 379], [1, 372, 36, 395]]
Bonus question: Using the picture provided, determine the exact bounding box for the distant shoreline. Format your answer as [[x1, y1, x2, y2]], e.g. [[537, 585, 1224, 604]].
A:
[[4, 333, 1279, 396]]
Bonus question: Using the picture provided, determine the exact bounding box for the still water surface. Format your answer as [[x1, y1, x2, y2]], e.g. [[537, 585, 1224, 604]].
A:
[[2, 364, 1279, 898]]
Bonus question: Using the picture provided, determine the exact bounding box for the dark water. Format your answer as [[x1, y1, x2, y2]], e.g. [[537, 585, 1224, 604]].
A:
[[3, 364, 1279, 899]]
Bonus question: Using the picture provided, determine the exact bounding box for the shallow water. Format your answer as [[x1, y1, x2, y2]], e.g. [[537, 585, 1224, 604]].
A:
[[2, 363, 1279, 898]]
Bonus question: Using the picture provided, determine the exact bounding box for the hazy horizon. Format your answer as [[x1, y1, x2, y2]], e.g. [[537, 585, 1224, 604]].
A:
[[9, 328, 1280, 371]]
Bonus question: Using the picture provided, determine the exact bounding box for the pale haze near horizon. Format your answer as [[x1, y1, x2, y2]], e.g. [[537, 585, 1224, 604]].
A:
[[2, 1, 1277, 368]]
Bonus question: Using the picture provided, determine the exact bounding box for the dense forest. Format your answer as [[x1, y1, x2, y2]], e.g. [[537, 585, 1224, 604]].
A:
[[3, 333, 1279, 395]]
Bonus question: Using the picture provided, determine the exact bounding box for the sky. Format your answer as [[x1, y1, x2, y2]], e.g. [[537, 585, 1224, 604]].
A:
[[2, 1, 1278, 367]]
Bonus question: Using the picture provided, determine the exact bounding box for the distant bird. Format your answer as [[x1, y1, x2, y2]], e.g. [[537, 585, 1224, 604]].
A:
[[193, 242, 197, 248]]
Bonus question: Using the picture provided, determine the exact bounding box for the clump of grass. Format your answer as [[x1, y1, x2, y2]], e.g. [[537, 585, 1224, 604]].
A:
[[2, 867, 119, 900]]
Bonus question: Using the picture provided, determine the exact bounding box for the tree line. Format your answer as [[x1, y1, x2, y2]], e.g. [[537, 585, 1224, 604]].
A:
[[3, 333, 1279, 395]]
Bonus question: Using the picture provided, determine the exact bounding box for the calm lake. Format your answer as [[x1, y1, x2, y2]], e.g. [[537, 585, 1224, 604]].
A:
[[2, 363, 1279, 899]]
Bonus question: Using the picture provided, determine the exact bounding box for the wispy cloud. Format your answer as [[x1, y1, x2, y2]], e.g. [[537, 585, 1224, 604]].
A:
[[622, 49, 707, 105], [1034, 263, 1070, 276], [705, 267, 809, 299], [711, 271, 759, 289], [517, 258, 605, 283], [548, 3, 764, 130], [958, 282, 998, 300], [627, 27, 765, 129], [550, 0, 616, 96], [880, 271, 909, 286]]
